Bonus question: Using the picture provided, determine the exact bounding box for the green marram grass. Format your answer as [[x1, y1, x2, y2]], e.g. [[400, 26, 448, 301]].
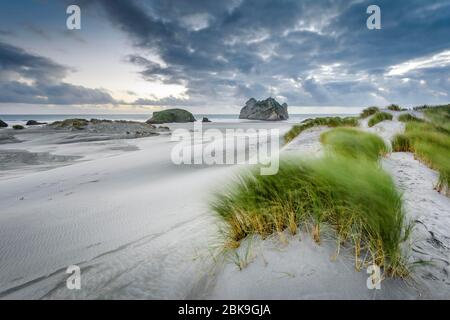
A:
[[391, 134, 411, 152], [423, 104, 450, 132], [392, 105, 450, 195], [387, 104, 402, 111], [360, 106, 380, 118], [212, 128, 410, 276], [368, 112, 393, 127], [284, 116, 359, 143], [398, 113, 423, 123], [320, 128, 388, 161]]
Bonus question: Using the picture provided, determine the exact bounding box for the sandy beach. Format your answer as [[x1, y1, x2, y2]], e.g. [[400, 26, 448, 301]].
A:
[[0, 112, 449, 299], [0, 120, 292, 299]]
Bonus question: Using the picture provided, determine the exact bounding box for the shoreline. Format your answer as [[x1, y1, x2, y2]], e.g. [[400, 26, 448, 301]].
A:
[[0, 113, 359, 128]]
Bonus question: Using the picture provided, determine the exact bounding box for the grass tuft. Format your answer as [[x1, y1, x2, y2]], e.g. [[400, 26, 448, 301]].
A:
[[392, 134, 411, 152], [423, 104, 450, 133], [368, 112, 393, 127], [284, 116, 359, 143], [213, 128, 409, 276], [392, 108, 450, 195], [360, 107, 380, 118], [398, 113, 423, 123], [321, 128, 388, 161], [387, 104, 402, 111]]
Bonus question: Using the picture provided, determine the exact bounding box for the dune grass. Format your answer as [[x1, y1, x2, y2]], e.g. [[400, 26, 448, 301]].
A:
[[320, 128, 388, 161], [213, 128, 409, 276], [284, 116, 359, 143], [368, 112, 393, 127], [392, 107, 450, 195], [423, 104, 450, 132], [387, 104, 402, 111], [391, 134, 411, 152], [360, 106, 380, 118], [398, 113, 423, 123]]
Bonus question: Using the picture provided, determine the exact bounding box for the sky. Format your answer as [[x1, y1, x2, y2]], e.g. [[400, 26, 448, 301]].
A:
[[0, 0, 450, 114]]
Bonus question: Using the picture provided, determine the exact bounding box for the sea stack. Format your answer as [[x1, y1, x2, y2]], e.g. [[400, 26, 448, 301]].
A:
[[239, 97, 289, 121]]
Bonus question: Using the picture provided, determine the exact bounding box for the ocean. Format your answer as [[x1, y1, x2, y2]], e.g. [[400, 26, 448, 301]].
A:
[[0, 113, 358, 126]]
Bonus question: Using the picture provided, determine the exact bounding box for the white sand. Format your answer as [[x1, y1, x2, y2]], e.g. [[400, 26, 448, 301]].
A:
[[206, 232, 419, 299], [362, 113, 450, 297], [383, 153, 450, 298], [281, 125, 327, 157], [0, 121, 291, 299]]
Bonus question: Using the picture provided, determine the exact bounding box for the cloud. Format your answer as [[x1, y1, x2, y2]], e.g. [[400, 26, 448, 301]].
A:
[[0, 81, 116, 105], [3, 0, 450, 108], [0, 41, 117, 105], [96, 0, 174, 47], [180, 13, 213, 31], [89, 0, 450, 108], [387, 50, 450, 76], [0, 41, 67, 82]]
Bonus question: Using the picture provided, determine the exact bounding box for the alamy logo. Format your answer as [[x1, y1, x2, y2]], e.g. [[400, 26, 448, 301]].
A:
[[366, 264, 382, 290], [66, 5, 81, 30], [170, 122, 280, 175], [367, 5, 381, 30], [66, 265, 81, 290]]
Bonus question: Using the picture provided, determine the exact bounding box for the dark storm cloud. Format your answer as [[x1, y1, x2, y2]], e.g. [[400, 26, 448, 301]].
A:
[[97, 0, 174, 47], [2, 0, 450, 107], [0, 41, 67, 82], [90, 0, 450, 107], [326, 0, 450, 73], [0, 41, 116, 104], [0, 81, 116, 105]]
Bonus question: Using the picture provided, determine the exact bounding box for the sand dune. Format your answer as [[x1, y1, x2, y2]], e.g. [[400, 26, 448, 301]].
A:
[[207, 114, 450, 299], [0, 122, 290, 299]]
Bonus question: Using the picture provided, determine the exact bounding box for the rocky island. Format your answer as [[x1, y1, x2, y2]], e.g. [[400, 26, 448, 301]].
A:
[[146, 108, 196, 124], [239, 97, 289, 121]]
